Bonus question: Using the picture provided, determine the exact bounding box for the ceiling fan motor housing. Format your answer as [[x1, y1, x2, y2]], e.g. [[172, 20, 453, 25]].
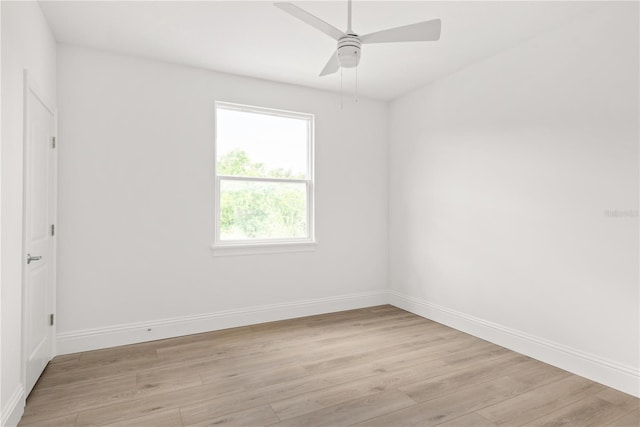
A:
[[337, 34, 361, 68]]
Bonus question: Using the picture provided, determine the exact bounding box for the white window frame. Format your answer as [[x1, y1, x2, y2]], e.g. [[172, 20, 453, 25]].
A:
[[213, 101, 316, 255]]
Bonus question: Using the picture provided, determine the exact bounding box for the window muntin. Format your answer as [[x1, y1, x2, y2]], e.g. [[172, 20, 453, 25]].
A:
[[214, 102, 314, 246]]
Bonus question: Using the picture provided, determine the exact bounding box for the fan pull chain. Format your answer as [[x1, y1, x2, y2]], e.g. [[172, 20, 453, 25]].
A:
[[340, 67, 344, 110], [355, 64, 359, 103]]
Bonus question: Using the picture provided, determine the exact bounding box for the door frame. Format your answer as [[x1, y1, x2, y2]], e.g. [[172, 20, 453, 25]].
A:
[[21, 69, 57, 394]]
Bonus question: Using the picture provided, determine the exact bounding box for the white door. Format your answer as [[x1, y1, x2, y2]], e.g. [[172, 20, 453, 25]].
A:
[[23, 72, 56, 395]]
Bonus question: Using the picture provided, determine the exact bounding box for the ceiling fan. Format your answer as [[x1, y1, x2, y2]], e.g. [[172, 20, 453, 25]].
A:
[[274, 0, 441, 77]]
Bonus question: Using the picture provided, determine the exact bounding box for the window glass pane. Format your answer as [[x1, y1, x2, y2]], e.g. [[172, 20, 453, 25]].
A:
[[216, 108, 308, 179], [220, 179, 307, 240]]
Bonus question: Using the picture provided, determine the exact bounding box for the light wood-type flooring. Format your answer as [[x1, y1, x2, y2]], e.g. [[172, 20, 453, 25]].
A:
[[20, 305, 639, 426]]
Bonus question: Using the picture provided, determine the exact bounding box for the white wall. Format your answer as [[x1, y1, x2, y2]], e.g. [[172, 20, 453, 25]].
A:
[[56, 45, 389, 353], [0, 0, 3, 420], [1, 1, 56, 425], [0, 1, 3, 422], [389, 3, 639, 396]]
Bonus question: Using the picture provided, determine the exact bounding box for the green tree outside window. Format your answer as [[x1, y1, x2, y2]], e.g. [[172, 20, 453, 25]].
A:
[[218, 149, 307, 239]]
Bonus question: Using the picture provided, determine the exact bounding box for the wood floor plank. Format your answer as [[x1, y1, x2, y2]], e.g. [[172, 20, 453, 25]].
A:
[[19, 305, 638, 427], [178, 377, 335, 426], [178, 359, 397, 426], [35, 348, 158, 389], [434, 412, 498, 427], [18, 413, 79, 427], [476, 375, 606, 426], [354, 375, 530, 427], [439, 342, 510, 368], [505, 359, 571, 388], [298, 328, 456, 375], [199, 364, 309, 393], [23, 371, 201, 425], [522, 396, 636, 427], [99, 409, 183, 427], [86, 366, 334, 426], [368, 332, 487, 372], [271, 390, 416, 427], [597, 388, 640, 411], [182, 404, 279, 427], [270, 358, 449, 420], [398, 352, 539, 403], [607, 409, 640, 427], [21, 374, 137, 424]]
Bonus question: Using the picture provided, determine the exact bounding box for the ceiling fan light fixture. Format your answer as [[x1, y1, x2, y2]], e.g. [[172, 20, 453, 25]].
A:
[[337, 35, 361, 68]]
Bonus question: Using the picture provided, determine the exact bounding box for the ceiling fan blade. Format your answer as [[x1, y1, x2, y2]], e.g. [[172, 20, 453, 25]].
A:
[[274, 2, 345, 41], [360, 19, 441, 44], [319, 51, 339, 76]]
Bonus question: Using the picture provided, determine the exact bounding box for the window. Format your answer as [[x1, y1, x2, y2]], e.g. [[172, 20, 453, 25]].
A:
[[214, 102, 315, 252]]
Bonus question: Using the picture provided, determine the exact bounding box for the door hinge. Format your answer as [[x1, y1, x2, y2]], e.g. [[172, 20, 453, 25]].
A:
[[51, 224, 55, 236], [51, 136, 56, 148], [49, 313, 54, 326]]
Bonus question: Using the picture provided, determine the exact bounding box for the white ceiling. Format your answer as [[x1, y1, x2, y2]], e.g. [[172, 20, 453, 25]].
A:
[[39, 1, 599, 101]]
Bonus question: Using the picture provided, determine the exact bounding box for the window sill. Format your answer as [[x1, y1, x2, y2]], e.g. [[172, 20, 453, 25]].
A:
[[211, 241, 317, 257]]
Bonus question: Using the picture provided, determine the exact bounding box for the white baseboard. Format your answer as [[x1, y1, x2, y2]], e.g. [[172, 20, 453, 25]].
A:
[[57, 290, 388, 355], [388, 290, 640, 398], [1, 385, 24, 427]]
